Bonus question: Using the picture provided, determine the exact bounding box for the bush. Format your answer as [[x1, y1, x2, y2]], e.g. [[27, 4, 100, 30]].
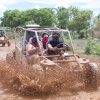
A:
[[85, 38, 94, 54], [78, 31, 85, 39], [85, 37, 100, 55], [94, 44, 100, 55]]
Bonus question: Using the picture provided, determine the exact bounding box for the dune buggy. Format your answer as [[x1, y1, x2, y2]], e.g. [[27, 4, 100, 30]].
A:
[[6, 25, 99, 91], [0, 29, 10, 47]]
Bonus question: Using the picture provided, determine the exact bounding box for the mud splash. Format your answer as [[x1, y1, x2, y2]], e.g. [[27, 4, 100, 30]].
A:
[[0, 40, 100, 100], [0, 59, 83, 96]]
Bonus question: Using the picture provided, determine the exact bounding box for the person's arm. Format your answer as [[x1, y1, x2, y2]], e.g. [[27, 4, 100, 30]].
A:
[[63, 44, 70, 50], [26, 44, 36, 54], [47, 44, 57, 51]]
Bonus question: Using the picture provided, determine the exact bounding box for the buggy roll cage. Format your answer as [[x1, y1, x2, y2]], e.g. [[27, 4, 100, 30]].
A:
[[15, 26, 82, 68], [15, 26, 75, 54]]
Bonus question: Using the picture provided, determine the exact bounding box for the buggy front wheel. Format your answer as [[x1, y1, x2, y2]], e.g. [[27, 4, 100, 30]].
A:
[[83, 63, 98, 89]]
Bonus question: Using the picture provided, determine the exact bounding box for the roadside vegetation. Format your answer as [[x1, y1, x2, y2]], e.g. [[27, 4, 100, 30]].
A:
[[85, 38, 100, 55], [0, 6, 100, 56]]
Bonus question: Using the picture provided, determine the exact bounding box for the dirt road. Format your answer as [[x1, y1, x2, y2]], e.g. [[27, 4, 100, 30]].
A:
[[0, 42, 100, 100]]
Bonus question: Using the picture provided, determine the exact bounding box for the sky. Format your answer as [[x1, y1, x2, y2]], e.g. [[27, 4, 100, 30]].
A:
[[0, 0, 100, 17]]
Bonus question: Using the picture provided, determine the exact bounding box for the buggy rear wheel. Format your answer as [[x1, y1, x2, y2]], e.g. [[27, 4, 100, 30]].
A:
[[2, 43, 5, 47]]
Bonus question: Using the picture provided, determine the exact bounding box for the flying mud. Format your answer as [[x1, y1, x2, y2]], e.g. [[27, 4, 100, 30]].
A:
[[0, 41, 100, 100]]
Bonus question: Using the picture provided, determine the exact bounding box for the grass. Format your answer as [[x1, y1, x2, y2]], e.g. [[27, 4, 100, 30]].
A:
[[71, 39, 87, 54], [71, 38, 100, 63]]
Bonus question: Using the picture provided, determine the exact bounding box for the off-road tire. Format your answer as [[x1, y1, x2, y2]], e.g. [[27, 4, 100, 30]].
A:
[[2, 43, 5, 47], [6, 52, 15, 64], [7, 41, 11, 47], [83, 63, 98, 89]]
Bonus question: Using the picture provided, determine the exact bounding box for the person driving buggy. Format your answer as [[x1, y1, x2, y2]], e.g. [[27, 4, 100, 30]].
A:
[[47, 32, 69, 55]]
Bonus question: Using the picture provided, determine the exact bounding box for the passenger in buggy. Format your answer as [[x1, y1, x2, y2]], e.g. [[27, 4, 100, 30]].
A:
[[25, 37, 40, 65], [42, 33, 49, 49]]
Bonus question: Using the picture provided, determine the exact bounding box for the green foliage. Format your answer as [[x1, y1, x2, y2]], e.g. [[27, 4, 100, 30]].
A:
[[57, 6, 92, 33], [1, 8, 55, 28], [57, 7, 69, 29], [94, 14, 100, 31], [34, 8, 55, 26], [1, 10, 27, 27], [25, 20, 35, 25], [85, 38, 94, 54], [94, 43, 100, 55], [85, 38, 100, 55], [78, 29, 87, 38], [0, 6, 93, 36]]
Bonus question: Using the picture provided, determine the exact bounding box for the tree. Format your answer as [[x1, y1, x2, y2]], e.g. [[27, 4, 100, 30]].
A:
[[1, 8, 56, 27], [94, 14, 100, 31], [34, 8, 55, 26], [0, 6, 93, 35], [57, 6, 93, 38], [74, 10, 93, 33], [57, 7, 69, 29], [1, 10, 23, 27]]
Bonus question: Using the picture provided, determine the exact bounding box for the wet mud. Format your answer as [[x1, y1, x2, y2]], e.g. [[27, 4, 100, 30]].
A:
[[0, 41, 100, 100]]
